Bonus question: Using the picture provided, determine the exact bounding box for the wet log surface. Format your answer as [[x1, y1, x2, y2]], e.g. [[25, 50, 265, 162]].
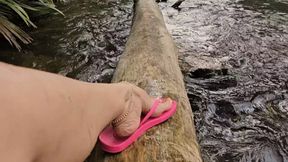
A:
[[86, 0, 202, 161]]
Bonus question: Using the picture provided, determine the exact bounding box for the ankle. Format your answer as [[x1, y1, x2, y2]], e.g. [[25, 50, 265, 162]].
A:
[[81, 83, 129, 134], [111, 99, 131, 127], [111, 82, 133, 120]]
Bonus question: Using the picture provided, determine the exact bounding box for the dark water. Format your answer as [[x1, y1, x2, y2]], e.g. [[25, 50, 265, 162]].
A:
[[0, 0, 288, 161], [0, 0, 132, 82], [159, 0, 288, 161]]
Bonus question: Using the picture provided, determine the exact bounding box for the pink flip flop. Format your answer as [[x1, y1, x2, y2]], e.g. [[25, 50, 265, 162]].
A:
[[99, 98, 177, 153]]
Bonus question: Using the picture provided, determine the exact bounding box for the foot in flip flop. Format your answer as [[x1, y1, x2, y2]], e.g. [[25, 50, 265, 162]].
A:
[[99, 83, 177, 153]]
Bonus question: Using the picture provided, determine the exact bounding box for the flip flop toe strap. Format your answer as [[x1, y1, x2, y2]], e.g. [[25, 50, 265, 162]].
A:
[[140, 98, 162, 126]]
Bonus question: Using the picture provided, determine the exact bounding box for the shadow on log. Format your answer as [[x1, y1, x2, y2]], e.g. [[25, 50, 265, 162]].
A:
[[86, 0, 202, 161]]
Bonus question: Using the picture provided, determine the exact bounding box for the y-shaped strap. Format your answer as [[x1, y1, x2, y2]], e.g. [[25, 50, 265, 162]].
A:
[[139, 98, 161, 126]]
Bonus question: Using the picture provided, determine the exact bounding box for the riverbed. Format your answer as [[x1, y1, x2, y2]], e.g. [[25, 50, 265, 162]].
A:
[[0, 0, 287, 161]]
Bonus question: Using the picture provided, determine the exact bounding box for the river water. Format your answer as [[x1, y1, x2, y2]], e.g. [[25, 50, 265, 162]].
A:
[[0, 0, 132, 82], [159, 0, 288, 161], [0, 0, 287, 161]]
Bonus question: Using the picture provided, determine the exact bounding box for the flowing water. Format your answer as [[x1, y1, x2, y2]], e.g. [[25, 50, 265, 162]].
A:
[[0, 0, 132, 82], [0, 0, 287, 161], [159, 0, 288, 161]]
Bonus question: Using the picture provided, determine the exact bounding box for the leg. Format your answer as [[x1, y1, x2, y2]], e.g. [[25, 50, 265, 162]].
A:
[[0, 62, 171, 162]]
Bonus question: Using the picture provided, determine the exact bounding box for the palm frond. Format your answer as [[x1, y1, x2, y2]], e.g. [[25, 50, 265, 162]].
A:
[[33, 0, 64, 16], [19, 3, 39, 12], [0, 0, 36, 27], [0, 15, 32, 50], [0, 0, 63, 50]]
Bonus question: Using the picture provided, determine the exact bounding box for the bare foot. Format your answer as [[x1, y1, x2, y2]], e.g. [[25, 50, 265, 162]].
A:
[[113, 83, 173, 137]]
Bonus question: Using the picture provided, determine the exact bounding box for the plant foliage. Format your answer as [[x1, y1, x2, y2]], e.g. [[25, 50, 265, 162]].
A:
[[0, 0, 63, 50]]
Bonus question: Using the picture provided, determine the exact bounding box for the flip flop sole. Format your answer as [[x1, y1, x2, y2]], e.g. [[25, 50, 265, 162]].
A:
[[99, 100, 177, 153]]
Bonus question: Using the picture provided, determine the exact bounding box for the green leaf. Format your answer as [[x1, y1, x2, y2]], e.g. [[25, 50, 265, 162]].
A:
[[0, 0, 64, 50], [0, 16, 33, 50], [0, 0, 37, 27]]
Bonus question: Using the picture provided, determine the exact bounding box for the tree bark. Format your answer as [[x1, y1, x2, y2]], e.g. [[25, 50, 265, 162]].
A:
[[86, 0, 202, 161]]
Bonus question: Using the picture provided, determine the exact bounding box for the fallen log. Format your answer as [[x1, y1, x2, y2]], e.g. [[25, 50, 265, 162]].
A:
[[86, 0, 202, 161]]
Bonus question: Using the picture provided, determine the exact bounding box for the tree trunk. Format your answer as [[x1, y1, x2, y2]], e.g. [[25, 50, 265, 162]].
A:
[[86, 0, 202, 161]]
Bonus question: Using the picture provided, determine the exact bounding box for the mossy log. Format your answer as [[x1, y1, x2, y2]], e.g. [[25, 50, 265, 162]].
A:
[[87, 0, 202, 161]]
